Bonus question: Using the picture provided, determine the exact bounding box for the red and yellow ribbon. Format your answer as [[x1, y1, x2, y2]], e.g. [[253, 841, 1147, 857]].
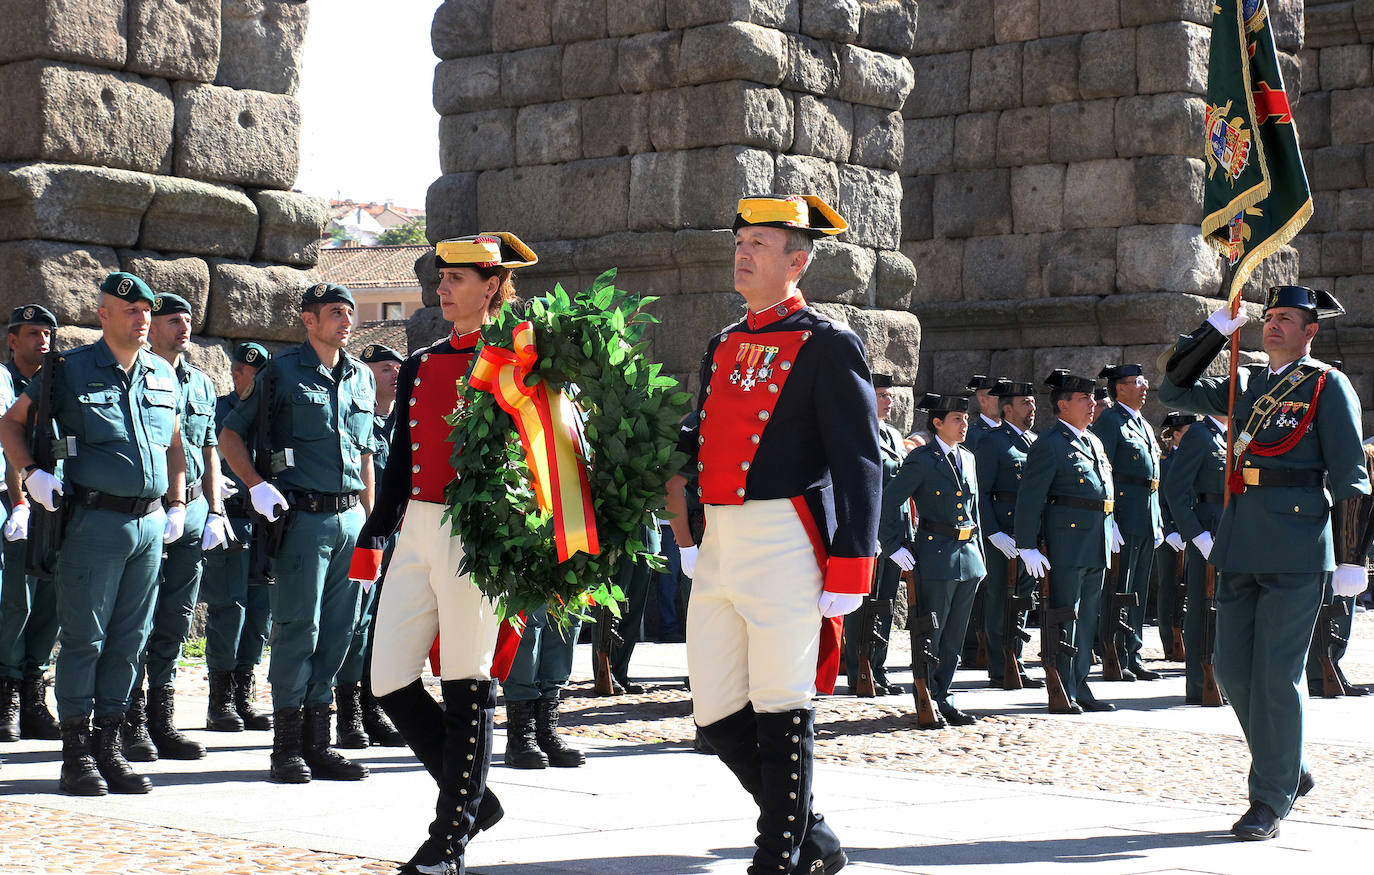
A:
[[468, 321, 600, 562]]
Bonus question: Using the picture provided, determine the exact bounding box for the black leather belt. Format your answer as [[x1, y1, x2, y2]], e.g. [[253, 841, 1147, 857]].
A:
[[919, 519, 977, 541], [1240, 467, 1323, 488], [1197, 492, 1226, 504], [990, 491, 1018, 503], [164, 480, 204, 508], [1049, 495, 1115, 513], [1115, 473, 1159, 491], [224, 496, 250, 517], [286, 491, 360, 513], [73, 487, 162, 517]]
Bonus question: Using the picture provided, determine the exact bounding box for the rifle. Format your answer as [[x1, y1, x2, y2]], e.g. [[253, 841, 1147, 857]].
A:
[[1037, 541, 1077, 713], [25, 349, 71, 580], [1170, 549, 1187, 661], [854, 562, 887, 698], [970, 583, 989, 670], [1002, 555, 1033, 690], [591, 603, 622, 696], [1200, 564, 1224, 706], [1099, 555, 1137, 681], [903, 567, 942, 729], [246, 365, 285, 587], [1313, 599, 1349, 698]]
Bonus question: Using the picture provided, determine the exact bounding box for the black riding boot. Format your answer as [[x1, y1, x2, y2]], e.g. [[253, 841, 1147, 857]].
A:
[[19, 674, 61, 740], [92, 713, 152, 794], [750, 710, 815, 874], [302, 703, 368, 780], [534, 696, 584, 767], [334, 681, 369, 749], [233, 671, 273, 730], [269, 706, 311, 783], [361, 687, 406, 746], [121, 687, 158, 762], [502, 699, 546, 769], [148, 685, 206, 759], [0, 677, 19, 741], [206, 671, 244, 731], [58, 715, 106, 796]]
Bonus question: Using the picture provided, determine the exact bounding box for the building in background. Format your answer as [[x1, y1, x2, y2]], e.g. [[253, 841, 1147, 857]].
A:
[[317, 244, 428, 322]]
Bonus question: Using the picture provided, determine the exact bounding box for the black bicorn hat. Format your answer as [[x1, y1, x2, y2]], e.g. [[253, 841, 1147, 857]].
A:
[[1161, 411, 1199, 429], [871, 373, 894, 389], [917, 392, 973, 414], [1264, 285, 1344, 319], [1097, 363, 1144, 382], [966, 374, 999, 390], [991, 378, 1035, 398], [7, 303, 57, 330], [360, 343, 404, 364], [1044, 368, 1097, 394]]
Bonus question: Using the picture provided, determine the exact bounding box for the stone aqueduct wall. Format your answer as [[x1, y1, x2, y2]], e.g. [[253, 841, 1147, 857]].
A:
[[0, 0, 325, 391]]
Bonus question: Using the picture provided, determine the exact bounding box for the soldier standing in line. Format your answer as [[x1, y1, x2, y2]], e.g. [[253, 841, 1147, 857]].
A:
[[121, 294, 234, 763], [0, 304, 62, 742], [975, 379, 1044, 689], [1157, 287, 1370, 840], [0, 272, 188, 796], [1154, 412, 1196, 661], [202, 342, 274, 733], [881, 393, 987, 727], [333, 343, 405, 749], [1014, 369, 1118, 714], [664, 194, 875, 875], [218, 282, 376, 784], [1091, 386, 1112, 423], [1091, 364, 1164, 682], [964, 375, 1002, 451]]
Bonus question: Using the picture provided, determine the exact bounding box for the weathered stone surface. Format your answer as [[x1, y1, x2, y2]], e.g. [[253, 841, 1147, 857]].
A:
[[415, 250, 440, 307], [433, 0, 493, 59], [837, 44, 913, 111], [117, 249, 211, 331], [1136, 22, 1208, 95], [205, 259, 316, 342], [1116, 224, 1222, 294], [0, 0, 126, 68], [995, 107, 1049, 167], [792, 95, 853, 162], [673, 228, 735, 292], [1040, 0, 1119, 37], [553, 0, 606, 42], [1023, 36, 1080, 106], [1011, 164, 1065, 234], [492, 0, 553, 52], [837, 165, 902, 249], [1030, 344, 1121, 380], [141, 176, 258, 259], [0, 240, 119, 329], [964, 234, 1042, 300], [1048, 99, 1116, 163], [850, 106, 902, 170], [774, 154, 840, 204], [905, 51, 969, 119], [607, 0, 666, 36], [1322, 231, 1364, 278], [953, 111, 998, 169], [1294, 90, 1331, 149], [800, 0, 858, 42], [859, 0, 919, 54], [571, 231, 675, 273], [1299, 47, 1320, 94], [563, 38, 619, 99], [253, 190, 326, 267], [1135, 156, 1205, 225], [217, 0, 309, 94], [913, 0, 994, 54], [1268, 0, 1305, 53], [1077, 27, 1135, 100], [1099, 293, 1217, 345], [666, 0, 799, 31], [425, 172, 478, 243], [934, 169, 1012, 238], [517, 101, 582, 165], [969, 43, 1022, 112], [1119, 0, 1211, 27], [558, 158, 631, 239], [476, 165, 560, 240], [127, 0, 219, 82], [784, 33, 839, 97], [901, 117, 954, 176], [995, 0, 1038, 43], [903, 236, 965, 305], [811, 303, 921, 383], [617, 31, 682, 93], [1339, 188, 1374, 229], [0, 162, 154, 246], [433, 55, 502, 115], [901, 173, 932, 241], [644, 291, 748, 374], [874, 248, 916, 309], [1040, 228, 1117, 296], [910, 300, 1017, 352], [173, 83, 300, 189], [1020, 298, 1102, 347], [1331, 89, 1374, 147], [1320, 44, 1374, 92], [803, 239, 875, 305], [1114, 93, 1207, 157], [181, 338, 233, 395], [989, 346, 1034, 384], [651, 82, 793, 152], [406, 306, 450, 353], [1064, 159, 1136, 229], [631, 147, 774, 231], [582, 94, 651, 158], [0, 61, 174, 174], [439, 110, 516, 173], [501, 46, 564, 105], [680, 22, 788, 86], [1305, 1, 1358, 50], [1308, 190, 1340, 234]]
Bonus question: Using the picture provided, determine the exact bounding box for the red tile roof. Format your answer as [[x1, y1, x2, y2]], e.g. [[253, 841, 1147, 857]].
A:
[[317, 245, 429, 289], [350, 319, 411, 358]]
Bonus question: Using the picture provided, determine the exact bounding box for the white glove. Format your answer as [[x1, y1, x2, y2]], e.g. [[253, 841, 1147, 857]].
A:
[[818, 591, 864, 618], [1206, 305, 1249, 337], [355, 578, 374, 594], [1019, 547, 1051, 578], [1110, 521, 1124, 554], [1165, 532, 1185, 552], [1332, 564, 1368, 598], [988, 531, 1018, 560], [1192, 531, 1214, 561], [22, 469, 62, 512], [218, 479, 240, 501], [3, 503, 29, 541], [163, 504, 187, 543], [889, 546, 916, 571], [250, 481, 288, 522], [201, 512, 235, 552], [678, 544, 698, 579]]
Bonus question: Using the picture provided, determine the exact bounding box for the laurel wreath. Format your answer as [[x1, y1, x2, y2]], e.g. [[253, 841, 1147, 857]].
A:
[[443, 270, 691, 628]]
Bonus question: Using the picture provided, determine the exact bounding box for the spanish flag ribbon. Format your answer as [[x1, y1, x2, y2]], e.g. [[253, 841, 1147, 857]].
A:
[[468, 321, 600, 562]]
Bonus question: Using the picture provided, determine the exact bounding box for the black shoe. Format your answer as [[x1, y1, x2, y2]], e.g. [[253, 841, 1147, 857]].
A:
[[19, 675, 61, 740], [938, 704, 977, 726], [986, 678, 1006, 689], [302, 704, 368, 780], [1297, 769, 1314, 798], [334, 682, 369, 749], [58, 716, 107, 796], [1050, 702, 1084, 715], [1336, 667, 1370, 696], [503, 699, 547, 769], [148, 685, 205, 760], [797, 812, 848, 874], [1019, 674, 1045, 689], [0, 677, 18, 741], [206, 671, 244, 732], [1079, 697, 1116, 712], [120, 688, 158, 762], [269, 707, 311, 784], [1114, 669, 1137, 682], [360, 688, 406, 746], [1131, 666, 1162, 681], [233, 671, 273, 730], [91, 714, 152, 794], [614, 676, 645, 694], [1231, 802, 1279, 841], [534, 697, 585, 767]]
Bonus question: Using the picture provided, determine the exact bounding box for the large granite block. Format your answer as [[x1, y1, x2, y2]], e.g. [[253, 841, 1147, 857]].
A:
[[501, 46, 564, 105], [558, 157, 631, 239], [666, 0, 798, 31], [1041, 228, 1117, 296], [0, 0, 126, 69], [0, 162, 154, 246], [644, 292, 749, 375], [617, 30, 682, 93], [1331, 89, 1374, 147], [1040, 0, 1120, 37], [902, 237, 963, 303], [934, 169, 1012, 238], [582, 93, 651, 159], [913, 0, 994, 54], [217, 0, 308, 94], [995, 107, 1049, 167], [1306, 145, 1367, 192], [492, 0, 553, 52], [1114, 93, 1207, 157], [874, 247, 916, 310], [784, 33, 840, 97], [901, 117, 954, 176], [439, 109, 516, 173], [0, 240, 119, 329], [476, 164, 561, 240], [563, 38, 619, 99], [1078, 28, 1135, 100], [837, 44, 913, 111], [117, 249, 211, 331], [127, 0, 219, 82], [516, 100, 582, 165], [837, 165, 902, 249], [680, 21, 788, 86], [1135, 156, 1205, 225], [792, 95, 853, 162], [910, 300, 1017, 352], [1064, 159, 1136, 229], [1319, 44, 1374, 92], [607, 0, 665, 36], [631, 147, 774, 231], [953, 111, 998, 169], [1098, 292, 1216, 345], [433, 0, 493, 59], [1136, 22, 1209, 95], [1023, 36, 1080, 106], [1019, 297, 1102, 347], [673, 228, 735, 292], [803, 238, 875, 305], [1322, 231, 1363, 277], [425, 173, 479, 242], [433, 55, 502, 115], [173, 83, 300, 189], [969, 43, 1022, 113], [554, 0, 607, 42], [905, 51, 969, 119], [1339, 188, 1374, 230], [1294, 90, 1330, 149], [1048, 99, 1116, 163], [253, 190, 326, 267], [205, 258, 317, 342], [963, 233, 1042, 300], [651, 82, 793, 152], [775, 153, 840, 207], [1116, 223, 1221, 294], [800, 0, 858, 42], [859, 0, 919, 55], [1011, 163, 1065, 234], [141, 176, 258, 259], [1120, 0, 1211, 27], [996, 0, 1038, 43]]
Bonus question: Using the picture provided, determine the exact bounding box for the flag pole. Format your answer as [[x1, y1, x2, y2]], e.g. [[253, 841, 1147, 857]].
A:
[[1222, 264, 1240, 510]]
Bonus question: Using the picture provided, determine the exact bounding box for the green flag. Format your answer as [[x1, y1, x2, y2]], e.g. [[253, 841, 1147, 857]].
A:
[[1202, 0, 1312, 302]]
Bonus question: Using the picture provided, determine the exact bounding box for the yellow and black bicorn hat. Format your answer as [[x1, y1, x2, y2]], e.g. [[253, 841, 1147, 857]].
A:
[[732, 194, 847, 238], [434, 232, 538, 270]]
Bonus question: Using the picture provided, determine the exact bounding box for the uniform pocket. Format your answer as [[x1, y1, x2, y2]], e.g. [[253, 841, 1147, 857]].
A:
[[141, 389, 177, 447], [291, 388, 333, 441], [185, 398, 215, 448], [78, 389, 129, 444]]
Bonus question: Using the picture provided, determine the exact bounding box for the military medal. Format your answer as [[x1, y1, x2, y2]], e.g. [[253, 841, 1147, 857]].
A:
[[740, 344, 766, 391], [728, 342, 748, 385], [756, 346, 779, 384]]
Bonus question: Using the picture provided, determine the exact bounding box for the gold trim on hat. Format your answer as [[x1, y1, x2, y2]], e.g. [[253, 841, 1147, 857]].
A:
[[435, 232, 538, 268], [735, 195, 847, 235]]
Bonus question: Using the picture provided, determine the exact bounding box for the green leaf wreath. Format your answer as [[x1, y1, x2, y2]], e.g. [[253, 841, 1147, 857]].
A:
[[444, 270, 691, 628]]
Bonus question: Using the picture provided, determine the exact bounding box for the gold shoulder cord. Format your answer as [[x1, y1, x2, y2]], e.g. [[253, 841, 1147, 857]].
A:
[[1233, 365, 1321, 459]]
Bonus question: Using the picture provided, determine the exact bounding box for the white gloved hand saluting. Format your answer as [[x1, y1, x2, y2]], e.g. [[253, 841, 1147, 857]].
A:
[[23, 469, 62, 513], [1019, 547, 1051, 579], [1332, 564, 1369, 598], [1165, 532, 1185, 552], [678, 544, 698, 579], [1206, 305, 1249, 337], [201, 512, 235, 552], [163, 504, 187, 544], [1192, 531, 1214, 561], [249, 481, 288, 522], [1110, 521, 1125, 554], [889, 546, 916, 571], [818, 591, 864, 618], [3, 503, 29, 542], [988, 531, 1018, 560]]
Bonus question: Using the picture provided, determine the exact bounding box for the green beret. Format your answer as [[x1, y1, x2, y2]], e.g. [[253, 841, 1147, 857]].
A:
[[100, 272, 155, 305], [8, 304, 57, 330], [301, 282, 355, 308], [359, 343, 403, 364], [233, 342, 270, 369], [152, 293, 192, 317]]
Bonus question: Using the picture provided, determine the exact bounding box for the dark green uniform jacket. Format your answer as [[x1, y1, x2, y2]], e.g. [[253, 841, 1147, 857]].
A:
[[1013, 420, 1114, 569], [880, 441, 986, 582]]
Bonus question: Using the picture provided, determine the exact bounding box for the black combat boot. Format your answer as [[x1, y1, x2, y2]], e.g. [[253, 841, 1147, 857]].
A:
[[360, 687, 405, 746], [19, 674, 61, 740], [302, 703, 368, 780], [148, 685, 205, 759], [58, 715, 107, 797], [121, 687, 158, 762], [206, 671, 244, 731], [334, 681, 369, 749], [534, 696, 584, 767], [269, 706, 311, 783], [502, 699, 546, 769], [91, 713, 152, 794], [0, 677, 19, 741], [233, 671, 273, 730]]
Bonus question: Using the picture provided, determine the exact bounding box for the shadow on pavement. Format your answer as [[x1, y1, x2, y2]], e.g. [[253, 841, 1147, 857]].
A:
[[850, 828, 1234, 867]]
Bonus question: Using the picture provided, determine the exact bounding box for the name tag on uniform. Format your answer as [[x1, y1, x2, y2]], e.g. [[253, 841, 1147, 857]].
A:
[[146, 374, 176, 391]]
